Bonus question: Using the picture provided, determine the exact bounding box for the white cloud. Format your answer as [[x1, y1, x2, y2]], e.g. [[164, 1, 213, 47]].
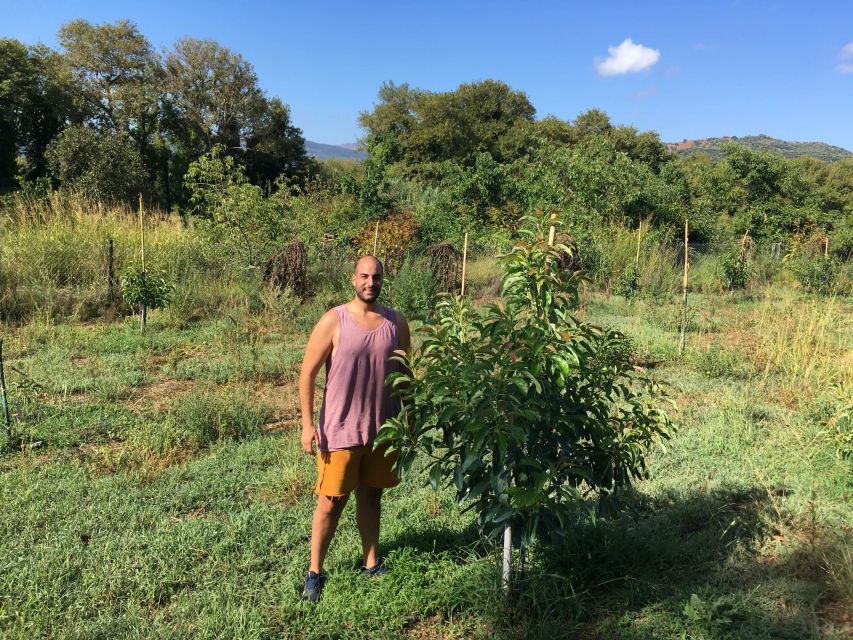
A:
[[595, 39, 661, 77], [838, 42, 853, 74]]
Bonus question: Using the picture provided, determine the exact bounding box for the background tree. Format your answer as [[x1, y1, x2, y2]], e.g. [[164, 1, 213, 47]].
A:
[[0, 39, 73, 191], [58, 19, 157, 134], [164, 38, 265, 154], [45, 125, 145, 203], [243, 97, 313, 188], [57, 19, 166, 203], [359, 79, 536, 177]]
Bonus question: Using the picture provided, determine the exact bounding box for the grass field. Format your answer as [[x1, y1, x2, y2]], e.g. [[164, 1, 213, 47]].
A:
[[1, 273, 851, 639]]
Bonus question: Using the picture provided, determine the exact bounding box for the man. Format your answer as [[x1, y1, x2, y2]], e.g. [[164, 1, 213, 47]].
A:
[[298, 255, 411, 602]]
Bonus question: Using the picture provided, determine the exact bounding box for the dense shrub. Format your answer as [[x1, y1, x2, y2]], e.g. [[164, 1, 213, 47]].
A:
[[720, 247, 752, 291], [789, 253, 841, 294], [382, 256, 437, 321]]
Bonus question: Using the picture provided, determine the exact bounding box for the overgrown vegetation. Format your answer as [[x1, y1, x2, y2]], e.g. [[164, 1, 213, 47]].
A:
[[0, 288, 850, 638], [1, 17, 852, 639]]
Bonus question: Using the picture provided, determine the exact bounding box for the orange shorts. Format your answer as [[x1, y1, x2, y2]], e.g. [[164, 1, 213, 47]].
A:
[[315, 445, 400, 497]]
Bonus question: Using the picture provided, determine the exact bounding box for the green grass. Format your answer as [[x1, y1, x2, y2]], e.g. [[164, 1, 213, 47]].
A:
[[1, 289, 851, 639]]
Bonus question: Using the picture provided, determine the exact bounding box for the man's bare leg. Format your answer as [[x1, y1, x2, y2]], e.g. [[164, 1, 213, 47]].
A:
[[355, 486, 383, 568], [310, 494, 349, 574]]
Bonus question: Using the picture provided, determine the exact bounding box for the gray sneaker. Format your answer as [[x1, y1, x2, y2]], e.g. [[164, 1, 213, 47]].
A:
[[360, 557, 390, 577], [301, 570, 326, 602]]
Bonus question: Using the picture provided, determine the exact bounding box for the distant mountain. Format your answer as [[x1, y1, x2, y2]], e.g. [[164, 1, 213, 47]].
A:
[[305, 140, 366, 161], [666, 135, 852, 162]]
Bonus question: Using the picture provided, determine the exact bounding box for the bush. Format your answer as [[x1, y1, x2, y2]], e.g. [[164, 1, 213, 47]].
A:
[[789, 253, 841, 294], [45, 125, 146, 204], [695, 344, 751, 379], [119, 266, 173, 311], [720, 247, 752, 291], [819, 385, 853, 462], [382, 257, 437, 321]]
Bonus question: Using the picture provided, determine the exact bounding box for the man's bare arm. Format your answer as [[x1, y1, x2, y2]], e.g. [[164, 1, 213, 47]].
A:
[[299, 311, 337, 455]]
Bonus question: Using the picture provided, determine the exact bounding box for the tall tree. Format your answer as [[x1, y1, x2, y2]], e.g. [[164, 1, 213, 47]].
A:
[[0, 39, 73, 190], [243, 97, 312, 187], [359, 79, 536, 175], [164, 38, 265, 153], [58, 19, 159, 136], [57, 19, 164, 202]]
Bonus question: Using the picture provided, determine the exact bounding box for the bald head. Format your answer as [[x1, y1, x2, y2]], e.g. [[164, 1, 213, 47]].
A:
[[353, 255, 384, 275]]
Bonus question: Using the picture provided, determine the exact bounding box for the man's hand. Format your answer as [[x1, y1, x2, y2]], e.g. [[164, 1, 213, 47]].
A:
[[301, 425, 317, 455]]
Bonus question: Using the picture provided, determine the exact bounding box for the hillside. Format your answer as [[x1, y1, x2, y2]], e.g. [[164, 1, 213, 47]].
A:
[[307, 135, 852, 163], [304, 140, 366, 161], [666, 134, 852, 162]]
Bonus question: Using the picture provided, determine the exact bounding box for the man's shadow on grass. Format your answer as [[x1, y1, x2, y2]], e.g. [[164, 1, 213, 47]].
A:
[[384, 485, 846, 639]]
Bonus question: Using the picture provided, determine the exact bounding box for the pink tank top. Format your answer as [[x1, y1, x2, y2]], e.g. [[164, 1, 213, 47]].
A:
[[317, 304, 400, 451]]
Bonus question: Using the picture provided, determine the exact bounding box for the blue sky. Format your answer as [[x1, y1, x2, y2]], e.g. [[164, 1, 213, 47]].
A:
[[4, 0, 852, 150]]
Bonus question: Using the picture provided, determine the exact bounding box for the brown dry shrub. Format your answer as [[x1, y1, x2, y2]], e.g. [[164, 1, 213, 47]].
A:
[[425, 242, 462, 293], [353, 210, 418, 275], [263, 239, 308, 300]]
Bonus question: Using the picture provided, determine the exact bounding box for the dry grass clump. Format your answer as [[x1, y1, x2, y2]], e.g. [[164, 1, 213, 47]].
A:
[[425, 242, 461, 293], [750, 293, 852, 398], [263, 239, 307, 300]]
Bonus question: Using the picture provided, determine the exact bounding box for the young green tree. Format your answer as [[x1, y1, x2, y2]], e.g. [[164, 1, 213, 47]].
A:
[[183, 144, 283, 267], [376, 211, 673, 583]]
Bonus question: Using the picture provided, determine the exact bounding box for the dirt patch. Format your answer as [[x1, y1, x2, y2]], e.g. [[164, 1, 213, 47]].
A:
[[131, 379, 196, 412], [253, 384, 300, 432], [169, 506, 209, 523], [403, 614, 447, 639], [79, 439, 130, 474], [817, 600, 853, 635]]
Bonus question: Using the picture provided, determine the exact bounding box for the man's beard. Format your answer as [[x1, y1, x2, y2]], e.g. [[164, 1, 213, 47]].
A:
[[355, 286, 380, 303]]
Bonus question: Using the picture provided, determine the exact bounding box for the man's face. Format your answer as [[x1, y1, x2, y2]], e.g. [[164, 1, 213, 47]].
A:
[[352, 258, 383, 303]]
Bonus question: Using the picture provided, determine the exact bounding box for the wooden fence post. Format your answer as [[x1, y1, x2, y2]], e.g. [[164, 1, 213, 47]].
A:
[[548, 212, 557, 247], [460, 232, 469, 297], [0, 337, 11, 446], [635, 222, 642, 267], [107, 238, 116, 303], [679, 219, 689, 353], [139, 195, 147, 333]]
